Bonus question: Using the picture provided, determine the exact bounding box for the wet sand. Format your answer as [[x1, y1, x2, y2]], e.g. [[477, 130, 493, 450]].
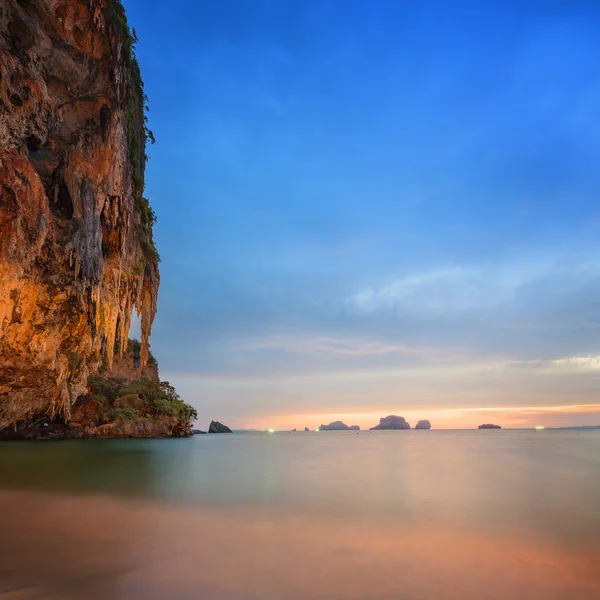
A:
[[1, 490, 599, 600]]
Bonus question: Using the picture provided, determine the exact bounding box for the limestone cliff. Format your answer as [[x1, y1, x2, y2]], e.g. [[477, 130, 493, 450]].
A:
[[0, 0, 160, 431]]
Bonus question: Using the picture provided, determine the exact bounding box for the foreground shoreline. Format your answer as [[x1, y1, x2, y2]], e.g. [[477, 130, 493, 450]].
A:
[[1, 489, 599, 600]]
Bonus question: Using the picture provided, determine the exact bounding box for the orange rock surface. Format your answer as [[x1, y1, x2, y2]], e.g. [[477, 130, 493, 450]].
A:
[[0, 1, 160, 431]]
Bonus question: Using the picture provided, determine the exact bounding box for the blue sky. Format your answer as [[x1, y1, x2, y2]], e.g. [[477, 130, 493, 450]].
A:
[[124, 0, 600, 428]]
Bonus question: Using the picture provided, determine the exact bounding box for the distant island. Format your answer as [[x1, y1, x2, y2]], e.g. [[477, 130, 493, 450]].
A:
[[319, 421, 360, 431], [415, 420, 431, 430], [370, 415, 411, 430], [478, 424, 502, 429]]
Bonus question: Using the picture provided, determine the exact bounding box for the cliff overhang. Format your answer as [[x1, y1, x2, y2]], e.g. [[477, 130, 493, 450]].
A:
[[0, 1, 162, 433]]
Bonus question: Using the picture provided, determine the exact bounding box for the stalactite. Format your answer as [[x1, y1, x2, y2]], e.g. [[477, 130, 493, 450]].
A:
[[0, 0, 160, 429]]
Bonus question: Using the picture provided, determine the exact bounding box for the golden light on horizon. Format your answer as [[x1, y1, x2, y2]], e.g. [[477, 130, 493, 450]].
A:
[[243, 402, 600, 432]]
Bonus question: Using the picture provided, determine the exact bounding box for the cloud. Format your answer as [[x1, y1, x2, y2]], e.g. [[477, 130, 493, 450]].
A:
[[551, 355, 600, 370], [150, 248, 600, 386], [348, 256, 600, 316], [492, 355, 600, 373], [349, 267, 508, 314], [164, 347, 600, 429], [234, 335, 429, 357]]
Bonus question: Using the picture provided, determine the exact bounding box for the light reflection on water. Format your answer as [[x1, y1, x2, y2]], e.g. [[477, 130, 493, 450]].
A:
[[0, 430, 599, 599]]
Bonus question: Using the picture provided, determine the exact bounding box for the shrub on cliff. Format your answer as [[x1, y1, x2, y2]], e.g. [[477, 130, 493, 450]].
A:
[[89, 374, 196, 426], [107, 0, 159, 266], [88, 376, 121, 403], [178, 403, 198, 423], [152, 396, 179, 416], [104, 407, 140, 422], [113, 393, 145, 412]]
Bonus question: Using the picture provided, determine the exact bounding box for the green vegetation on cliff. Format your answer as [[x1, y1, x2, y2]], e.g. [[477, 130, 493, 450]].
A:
[[88, 375, 197, 426], [107, 0, 159, 265]]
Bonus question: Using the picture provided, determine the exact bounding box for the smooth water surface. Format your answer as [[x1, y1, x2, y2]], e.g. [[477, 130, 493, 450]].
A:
[[1, 430, 599, 599]]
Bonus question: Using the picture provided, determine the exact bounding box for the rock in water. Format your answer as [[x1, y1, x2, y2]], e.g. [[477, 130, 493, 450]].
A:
[[320, 421, 351, 431], [208, 421, 232, 433], [415, 420, 431, 430], [370, 415, 411, 430], [349, 425, 360, 431], [478, 424, 502, 429], [304, 427, 310, 432], [192, 430, 207, 435]]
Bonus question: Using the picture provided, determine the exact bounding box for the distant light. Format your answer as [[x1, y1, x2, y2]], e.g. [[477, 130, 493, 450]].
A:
[[267, 428, 275, 434], [535, 425, 545, 431], [316, 428, 320, 432]]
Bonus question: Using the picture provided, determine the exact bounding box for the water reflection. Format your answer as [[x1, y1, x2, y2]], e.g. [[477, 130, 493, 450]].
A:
[[0, 440, 160, 498], [0, 492, 135, 600], [0, 490, 599, 600], [0, 431, 599, 599]]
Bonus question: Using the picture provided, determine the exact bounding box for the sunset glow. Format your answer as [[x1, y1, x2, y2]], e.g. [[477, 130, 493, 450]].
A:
[[241, 403, 600, 431]]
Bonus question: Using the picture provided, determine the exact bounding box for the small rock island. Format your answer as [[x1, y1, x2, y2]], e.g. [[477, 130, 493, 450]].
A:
[[478, 424, 502, 429], [370, 415, 411, 430], [319, 421, 360, 431], [208, 421, 232, 433], [415, 420, 431, 430]]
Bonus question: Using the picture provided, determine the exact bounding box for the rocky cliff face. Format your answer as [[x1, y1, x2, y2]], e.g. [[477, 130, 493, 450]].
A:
[[0, 339, 195, 440], [0, 0, 160, 432]]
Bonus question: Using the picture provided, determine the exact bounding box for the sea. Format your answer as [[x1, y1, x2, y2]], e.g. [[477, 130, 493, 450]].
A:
[[0, 429, 599, 599]]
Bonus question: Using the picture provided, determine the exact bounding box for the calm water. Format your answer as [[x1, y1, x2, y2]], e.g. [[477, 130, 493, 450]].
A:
[[0, 430, 599, 599]]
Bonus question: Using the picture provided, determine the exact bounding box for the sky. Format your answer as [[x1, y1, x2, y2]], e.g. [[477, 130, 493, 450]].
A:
[[124, 0, 600, 430]]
